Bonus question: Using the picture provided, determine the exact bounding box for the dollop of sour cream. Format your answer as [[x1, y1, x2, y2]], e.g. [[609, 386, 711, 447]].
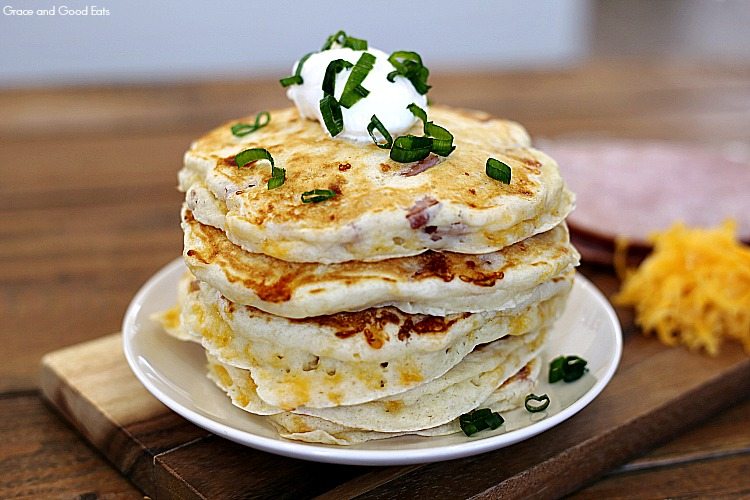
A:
[[286, 47, 427, 142]]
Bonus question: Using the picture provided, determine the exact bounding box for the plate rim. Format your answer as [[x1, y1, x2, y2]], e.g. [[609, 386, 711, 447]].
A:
[[122, 257, 623, 466]]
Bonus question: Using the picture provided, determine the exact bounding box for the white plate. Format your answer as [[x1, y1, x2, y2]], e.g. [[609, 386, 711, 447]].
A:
[[123, 258, 622, 466]]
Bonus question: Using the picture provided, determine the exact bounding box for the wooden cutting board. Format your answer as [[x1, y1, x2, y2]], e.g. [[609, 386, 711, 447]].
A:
[[39, 307, 750, 500]]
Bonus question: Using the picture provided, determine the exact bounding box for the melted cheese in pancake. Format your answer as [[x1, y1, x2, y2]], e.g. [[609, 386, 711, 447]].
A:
[[268, 360, 540, 445], [207, 345, 542, 440], [180, 106, 574, 263], [179, 274, 571, 409]]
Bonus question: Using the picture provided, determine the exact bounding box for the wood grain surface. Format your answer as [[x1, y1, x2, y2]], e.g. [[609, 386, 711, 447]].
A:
[[37, 319, 750, 499], [2, 61, 750, 498]]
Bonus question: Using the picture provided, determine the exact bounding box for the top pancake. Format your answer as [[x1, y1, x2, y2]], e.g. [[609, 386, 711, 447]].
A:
[[180, 105, 574, 263]]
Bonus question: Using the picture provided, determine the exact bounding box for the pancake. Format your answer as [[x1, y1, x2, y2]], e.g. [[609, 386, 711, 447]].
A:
[[293, 329, 546, 432], [268, 359, 540, 445], [183, 206, 579, 317], [205, 329, 544, 437], [176, 273, 570, 409], [180, 105, 575, 263]]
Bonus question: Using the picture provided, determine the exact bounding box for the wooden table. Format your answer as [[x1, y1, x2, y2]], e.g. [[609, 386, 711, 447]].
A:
[[2, 61, 749, 498]]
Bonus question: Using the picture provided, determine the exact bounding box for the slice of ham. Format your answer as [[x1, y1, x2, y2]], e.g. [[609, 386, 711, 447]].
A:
[[540, 139, 750, 245]]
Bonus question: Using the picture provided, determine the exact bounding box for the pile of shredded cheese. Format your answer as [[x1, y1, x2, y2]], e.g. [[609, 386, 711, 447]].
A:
[[614, 220, 750, 356]]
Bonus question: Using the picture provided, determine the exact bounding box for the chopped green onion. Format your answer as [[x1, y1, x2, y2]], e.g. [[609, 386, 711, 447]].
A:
[[461, 408, 488, 421], [367, 115, 393, 149], [562, 356, 588, 382], [461, 422, 479, 436], [524, 393, 550, 413], [340, 52, 375, 108], [319, 94, 344, 137], [459, 408, 504, 436], [301, 189, 336, 203], [388, 51, 423, 70], [235, 148, 274, 168], [267, 166, 286, 190], [549, 355, 588, 383], [486, 158, 512, 184], [279, 75, 301, 87], [321, 30, 368, 51], [406, 103, 428, 126], [484, 411, 504, 429], [234, 148, 284, 190], [280, 52, 313, 88], [390, 135, 432, 163], [231, 111, 271, 138], [322, 59, 353, 96], [426, 122, 456, 156], [322, 30, 346, 50], [406, 103, 456, 157], [387, 51, 431, 94], [344, 36, 368, 50], [549, 356, 565, 383]]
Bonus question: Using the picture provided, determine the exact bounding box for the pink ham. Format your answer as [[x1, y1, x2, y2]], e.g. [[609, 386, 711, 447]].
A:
[[406, 196, 439, 229], [540, 139, 750, 246], [401, 154, 441, 177]]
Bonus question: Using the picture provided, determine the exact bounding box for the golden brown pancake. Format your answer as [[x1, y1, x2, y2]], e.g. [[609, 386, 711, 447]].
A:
[[182, 206, 578, 317], [180, 105, 574, 263]]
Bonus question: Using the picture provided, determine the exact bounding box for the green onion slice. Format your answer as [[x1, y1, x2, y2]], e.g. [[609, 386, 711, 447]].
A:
[[231, 111, 271, 138], [387, 51, 431, 94], [562, 356, 588, 382], [301, 189, 336, 203], [549, 356, 566, 383], [344, 36, 368, 50], [390, 135, 432, 163], [322, 30, 346, 50], [280, 52, 313, 88], [235, 148, 284, 190], [549, 355, 589, 383], [322, 59, 353, 96], [427, 122, 456, 156], [388, 50, 423, 70], [406, 103, 456, 157], [319, 94, 344, 137], [406, 102, 428, 126], [279, 75, 301, 88], [486, 158, 512, 184], [235, 148, 274, 168], [234, 148, 285, 190], [459, 408, 505, 436], [367, 115, 393, 149], [339, 52, 375, 108], [524, 393, 550, 413], [321, 30, 368, 51], [267, 166, 286, 190]]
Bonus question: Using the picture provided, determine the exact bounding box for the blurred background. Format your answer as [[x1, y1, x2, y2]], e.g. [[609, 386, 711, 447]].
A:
[[2, 0, 749, 87]]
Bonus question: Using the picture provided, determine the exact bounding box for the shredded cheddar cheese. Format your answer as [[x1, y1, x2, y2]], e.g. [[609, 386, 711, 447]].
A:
[[614, 220, 750, 355]]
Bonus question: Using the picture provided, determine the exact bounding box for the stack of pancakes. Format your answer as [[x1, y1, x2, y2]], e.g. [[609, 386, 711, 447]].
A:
[[157, 105, 579, 445]]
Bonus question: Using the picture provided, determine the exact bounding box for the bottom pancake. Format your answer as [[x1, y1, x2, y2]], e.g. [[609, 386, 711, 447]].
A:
[[268, 359, 539, 445], [206, 353, 541, 445], [203, 327, 545, 441]]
